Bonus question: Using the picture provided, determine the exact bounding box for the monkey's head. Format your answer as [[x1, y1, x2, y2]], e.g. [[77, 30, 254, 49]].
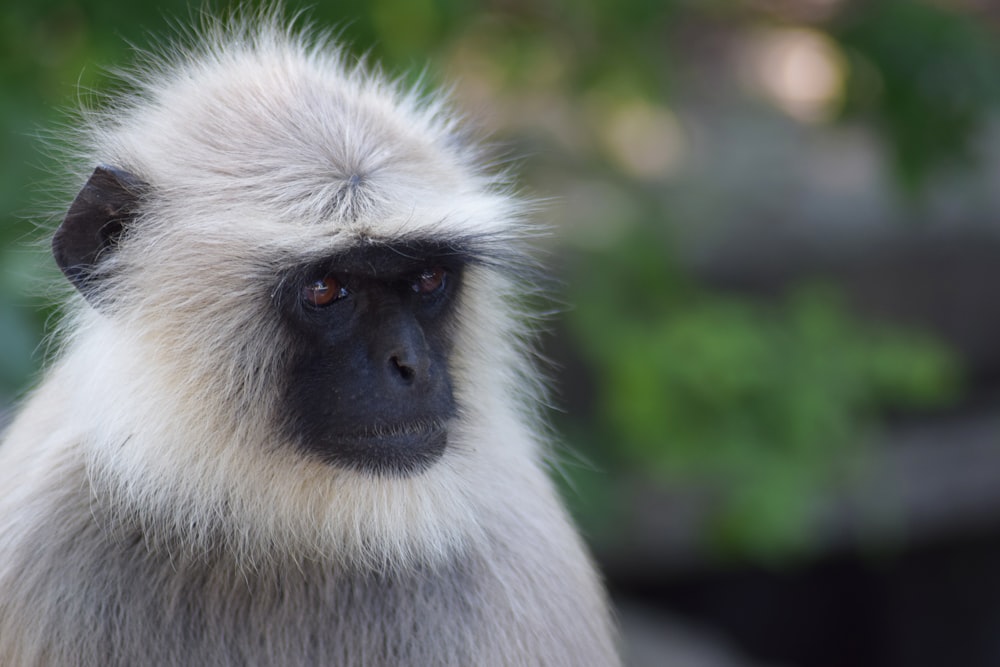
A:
[[50, 20, 545, 569]]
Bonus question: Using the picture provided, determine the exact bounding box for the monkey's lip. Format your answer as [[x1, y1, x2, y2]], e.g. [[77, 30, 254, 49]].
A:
[[315, 419, 449, 475], [336, 419, 448, 443]]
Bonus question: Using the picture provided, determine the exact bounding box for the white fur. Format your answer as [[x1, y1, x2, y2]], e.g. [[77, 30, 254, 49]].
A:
[[0, 12, 618, 666]]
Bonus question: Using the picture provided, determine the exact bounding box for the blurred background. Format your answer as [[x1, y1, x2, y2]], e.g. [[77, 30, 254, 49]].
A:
[[3, 1, 1000, 665]]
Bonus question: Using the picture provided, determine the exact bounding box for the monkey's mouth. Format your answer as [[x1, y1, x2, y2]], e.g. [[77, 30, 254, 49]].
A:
[[311, 419, 449, 476]]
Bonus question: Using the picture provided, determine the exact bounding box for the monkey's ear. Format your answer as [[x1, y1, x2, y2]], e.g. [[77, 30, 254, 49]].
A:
[[53, 165, 146, 297]]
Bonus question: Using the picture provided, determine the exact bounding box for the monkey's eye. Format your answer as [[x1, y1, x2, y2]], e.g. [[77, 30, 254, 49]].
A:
[[302, 275, 348, 307], [412, 267, 447, 295]]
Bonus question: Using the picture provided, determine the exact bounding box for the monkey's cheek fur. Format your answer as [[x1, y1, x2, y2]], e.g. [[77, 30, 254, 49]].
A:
[[305, 423, 449, 475]]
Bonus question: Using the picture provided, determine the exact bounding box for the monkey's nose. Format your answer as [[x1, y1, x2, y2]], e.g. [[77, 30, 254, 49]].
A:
[[389, 354, 417, 384], [376, 306, 432, 387], [384, 335, 431, 386]]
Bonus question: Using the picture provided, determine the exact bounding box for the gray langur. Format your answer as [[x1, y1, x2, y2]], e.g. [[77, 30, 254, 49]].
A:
[[0, 15, 619, 667]]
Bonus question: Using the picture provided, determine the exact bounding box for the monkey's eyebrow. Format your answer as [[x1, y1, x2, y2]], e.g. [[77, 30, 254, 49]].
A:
[[289, 234, 532, 277]]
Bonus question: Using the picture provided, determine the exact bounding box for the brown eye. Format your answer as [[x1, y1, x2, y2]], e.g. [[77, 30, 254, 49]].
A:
[[413, 266, 447, 295], [302, 275, 347, 307]]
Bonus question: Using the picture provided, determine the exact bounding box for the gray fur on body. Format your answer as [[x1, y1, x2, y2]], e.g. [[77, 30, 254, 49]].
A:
[[1, 452, 608, 666], [0, 12, 618, 667]]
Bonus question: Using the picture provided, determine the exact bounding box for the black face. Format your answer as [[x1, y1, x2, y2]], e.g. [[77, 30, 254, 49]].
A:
[[277, 241, 466, 476]]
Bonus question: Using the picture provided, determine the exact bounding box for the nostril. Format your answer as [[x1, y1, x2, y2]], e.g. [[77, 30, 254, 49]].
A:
[[390, 355, 416, 383]]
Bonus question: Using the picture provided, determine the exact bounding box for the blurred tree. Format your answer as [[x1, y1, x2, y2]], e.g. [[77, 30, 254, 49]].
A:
[[832, 0, 1000, 193], [566, 226, 961, 559]]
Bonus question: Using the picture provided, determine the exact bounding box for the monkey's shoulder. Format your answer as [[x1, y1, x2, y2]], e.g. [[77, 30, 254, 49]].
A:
[[0, 496, 614, 667]]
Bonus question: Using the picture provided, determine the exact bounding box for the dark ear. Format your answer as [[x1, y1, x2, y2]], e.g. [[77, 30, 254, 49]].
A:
[[53, 165, 147, 298]]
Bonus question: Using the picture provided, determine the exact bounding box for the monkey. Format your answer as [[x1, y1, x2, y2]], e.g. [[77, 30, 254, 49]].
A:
[[0, 12, 619, 667]]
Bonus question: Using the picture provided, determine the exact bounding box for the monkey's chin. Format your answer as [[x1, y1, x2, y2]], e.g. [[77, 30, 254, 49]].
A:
[[308, 422, 449, 477]]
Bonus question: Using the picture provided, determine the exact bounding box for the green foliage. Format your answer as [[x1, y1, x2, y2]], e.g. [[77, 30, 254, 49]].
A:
[[833, 1, 1000, 192], [568, 230, 961, 559], [0, 294, 37, 399]]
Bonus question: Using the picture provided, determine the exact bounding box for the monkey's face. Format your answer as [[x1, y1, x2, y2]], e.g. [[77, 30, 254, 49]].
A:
[[276, 241, 465, 475], [53, 165, 495, 480]]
